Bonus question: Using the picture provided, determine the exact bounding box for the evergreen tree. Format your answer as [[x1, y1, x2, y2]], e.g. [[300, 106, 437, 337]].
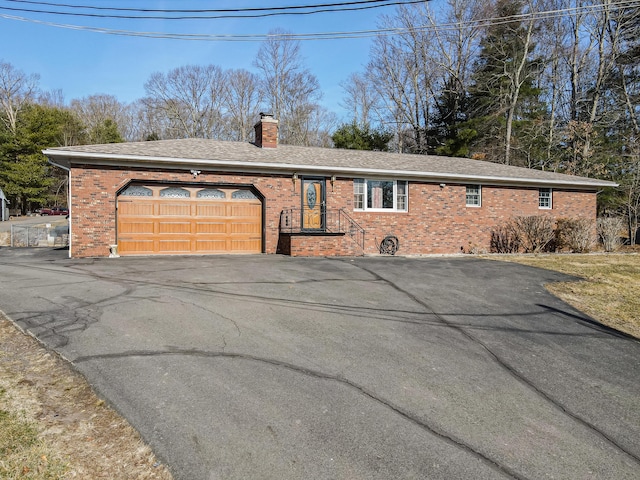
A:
[[0, 104, 84, 213], [430, 75, 475, 157], [466, 0, 545, 165], [331, 122, 392, 151], [88, 118, 124, 144]]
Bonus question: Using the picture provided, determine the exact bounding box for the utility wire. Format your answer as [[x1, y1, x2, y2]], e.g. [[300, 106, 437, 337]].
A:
[[0, 0, 638, 41], [0, 0, 425, 19], [4, 0, 417, 13]]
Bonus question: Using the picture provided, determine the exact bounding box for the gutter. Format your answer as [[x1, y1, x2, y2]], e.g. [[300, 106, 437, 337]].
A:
[[46, 155, 72, 258]]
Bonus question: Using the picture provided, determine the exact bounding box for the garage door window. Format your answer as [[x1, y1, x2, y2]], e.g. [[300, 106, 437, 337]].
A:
[[121, 185, 152, 197], [232, 190, 258, 199], [197, 189, 225, 198], [160, 187, 190, 198]]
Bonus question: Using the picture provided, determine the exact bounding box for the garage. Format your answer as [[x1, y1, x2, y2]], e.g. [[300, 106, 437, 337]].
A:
[[116, 184, 263, 255]]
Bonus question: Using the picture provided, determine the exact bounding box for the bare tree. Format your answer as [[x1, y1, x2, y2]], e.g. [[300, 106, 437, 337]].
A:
[[38, 89, 65, 108], [70, 94, 130, 143], [0, 61, 40, 135], [253, 29, 324, 145], [142, 64, 225, 139], [367, 5, 439, 153], [222, 69, 262, 142], [340, 72, 378, 126]]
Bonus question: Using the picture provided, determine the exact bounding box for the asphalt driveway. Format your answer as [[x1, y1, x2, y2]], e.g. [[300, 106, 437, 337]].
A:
[[0, 248, 638, 480]]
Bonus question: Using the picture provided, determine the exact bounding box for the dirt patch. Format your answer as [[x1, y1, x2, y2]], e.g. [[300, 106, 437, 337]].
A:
[[0, 314, 173, 479]]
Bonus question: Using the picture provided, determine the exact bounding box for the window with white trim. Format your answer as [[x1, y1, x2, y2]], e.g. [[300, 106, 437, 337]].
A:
[[354, 179, 408, 211], [539, 188, 552, 209], [466, 185, 481, 207]]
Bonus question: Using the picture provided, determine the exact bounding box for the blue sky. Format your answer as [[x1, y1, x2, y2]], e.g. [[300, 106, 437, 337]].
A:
[[0, 1, 436, 121]]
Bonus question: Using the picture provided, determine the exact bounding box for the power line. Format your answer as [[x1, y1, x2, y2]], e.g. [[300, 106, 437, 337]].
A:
[[4, 0, 417, 14], [0, 0, 426, 20], [0, 0, 639, 42]]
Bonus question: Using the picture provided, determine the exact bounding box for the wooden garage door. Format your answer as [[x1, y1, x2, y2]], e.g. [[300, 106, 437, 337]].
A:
[[117, 185, 262, 255]]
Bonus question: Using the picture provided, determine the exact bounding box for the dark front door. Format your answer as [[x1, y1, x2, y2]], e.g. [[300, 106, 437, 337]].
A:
[[302, 178, 325, 230]]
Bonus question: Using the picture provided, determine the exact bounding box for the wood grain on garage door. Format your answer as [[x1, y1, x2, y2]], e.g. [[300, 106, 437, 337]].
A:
[[117, 187, 262, 255]]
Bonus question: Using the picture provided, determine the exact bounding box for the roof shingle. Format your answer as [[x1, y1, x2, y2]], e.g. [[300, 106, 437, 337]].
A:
[[44, 138, 617, 189]]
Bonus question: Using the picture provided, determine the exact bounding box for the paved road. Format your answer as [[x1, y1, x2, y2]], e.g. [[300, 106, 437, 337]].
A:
[[0, 248, 638, 480]]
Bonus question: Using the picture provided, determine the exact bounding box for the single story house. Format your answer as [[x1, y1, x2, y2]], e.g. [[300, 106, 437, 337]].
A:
[[43, 114, 616, 258]]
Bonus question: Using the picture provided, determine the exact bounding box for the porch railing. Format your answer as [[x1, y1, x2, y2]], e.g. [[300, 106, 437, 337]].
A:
[[280, 208, 365, 252]]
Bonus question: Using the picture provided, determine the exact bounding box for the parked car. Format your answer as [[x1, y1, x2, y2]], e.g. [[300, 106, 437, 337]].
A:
[[37, 206, 69, 216]]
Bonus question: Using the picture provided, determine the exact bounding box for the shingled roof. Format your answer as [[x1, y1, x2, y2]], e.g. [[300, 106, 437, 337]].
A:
[[44, 138, 617, 190]]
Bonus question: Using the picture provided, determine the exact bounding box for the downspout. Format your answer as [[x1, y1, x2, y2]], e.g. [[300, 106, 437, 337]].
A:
[[47, 158, 72, 258]]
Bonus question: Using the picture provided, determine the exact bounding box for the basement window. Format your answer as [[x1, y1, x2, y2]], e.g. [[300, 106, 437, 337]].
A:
[[466, 185, 481, 207], [539, 188, 552, 209], [354, 179, 408, 212]]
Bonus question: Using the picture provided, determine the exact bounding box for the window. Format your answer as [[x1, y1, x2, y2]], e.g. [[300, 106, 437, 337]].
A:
[[466, 185, 481, 207], [160, 187, 190, 198], [197, 188, 225, 199], [354, 179, 408, 211], [121, 185, 152, 197], [354, 179, 365, 209], [539, 188, 552, 209]]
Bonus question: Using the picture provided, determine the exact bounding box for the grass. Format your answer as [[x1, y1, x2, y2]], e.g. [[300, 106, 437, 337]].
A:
[[0, 315, 173, 480], [486, 253, 640, 339], [0, 407, 69, 479]]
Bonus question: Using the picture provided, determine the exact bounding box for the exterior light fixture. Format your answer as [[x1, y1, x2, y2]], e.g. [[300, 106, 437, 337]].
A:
[[191, 169, 201, 178], [292, 172, 298, 187], [439, 183, 446, 188], [330, 175, 336, 191]]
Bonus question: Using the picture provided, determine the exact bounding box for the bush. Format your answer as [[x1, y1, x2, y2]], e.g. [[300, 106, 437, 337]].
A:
[[597, 217, 624, 252], [512, 215, 555, 253], [555, 217, 595, 253], [490, 223, 520, 253]]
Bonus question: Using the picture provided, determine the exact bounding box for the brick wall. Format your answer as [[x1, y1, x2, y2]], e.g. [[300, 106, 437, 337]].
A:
[[281, 233, 361, 256], [69, 165, 597, 257], [325, 178, 596, 255]]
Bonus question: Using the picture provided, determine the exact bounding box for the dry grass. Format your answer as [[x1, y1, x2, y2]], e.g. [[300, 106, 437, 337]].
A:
[[486, 253, 640, 339], [0, 315, 173, 480]]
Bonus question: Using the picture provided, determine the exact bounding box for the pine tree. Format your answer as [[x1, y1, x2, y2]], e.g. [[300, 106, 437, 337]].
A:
[[0, 104, 84, 213], [466, 0, 545, 165]]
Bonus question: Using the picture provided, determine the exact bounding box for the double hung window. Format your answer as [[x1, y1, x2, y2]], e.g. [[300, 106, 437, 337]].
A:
[[466, 185, 481, 207], [539, 188, 552, 209]]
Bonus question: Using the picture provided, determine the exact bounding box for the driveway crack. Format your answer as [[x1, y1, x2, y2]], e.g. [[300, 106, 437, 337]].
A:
[[342, 259, 640, 467], [74, 348, 525, 480]]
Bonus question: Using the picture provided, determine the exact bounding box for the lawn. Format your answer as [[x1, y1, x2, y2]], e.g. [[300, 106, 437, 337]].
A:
[[487, 253, 640, 339], [0, 316, 173, 479]]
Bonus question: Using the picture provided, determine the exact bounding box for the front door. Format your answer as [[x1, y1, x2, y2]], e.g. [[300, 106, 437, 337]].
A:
[[302, 178, 325, 230]]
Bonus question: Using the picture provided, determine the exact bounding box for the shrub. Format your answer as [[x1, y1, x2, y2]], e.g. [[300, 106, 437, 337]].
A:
[[597, 217, 624, 252], [555, 217, 595, 253], [512, 215, 555, 253], [490, 223, 520, 253]]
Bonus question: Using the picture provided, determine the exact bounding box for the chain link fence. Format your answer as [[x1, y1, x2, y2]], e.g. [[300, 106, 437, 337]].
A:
[[10, 224, 69, 247]]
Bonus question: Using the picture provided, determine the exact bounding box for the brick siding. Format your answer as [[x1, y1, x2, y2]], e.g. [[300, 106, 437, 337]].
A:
[[69, 165, 597, 257]]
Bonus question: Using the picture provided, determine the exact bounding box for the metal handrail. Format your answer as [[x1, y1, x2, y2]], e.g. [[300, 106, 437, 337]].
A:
[[280, 208, 365, 252]]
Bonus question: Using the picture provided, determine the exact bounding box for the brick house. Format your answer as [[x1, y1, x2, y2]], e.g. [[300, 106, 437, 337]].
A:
[[43, 114, 616, 258]]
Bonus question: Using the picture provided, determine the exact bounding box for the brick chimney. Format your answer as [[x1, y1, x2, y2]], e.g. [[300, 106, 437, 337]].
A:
[[254, 113, 278, 148]]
